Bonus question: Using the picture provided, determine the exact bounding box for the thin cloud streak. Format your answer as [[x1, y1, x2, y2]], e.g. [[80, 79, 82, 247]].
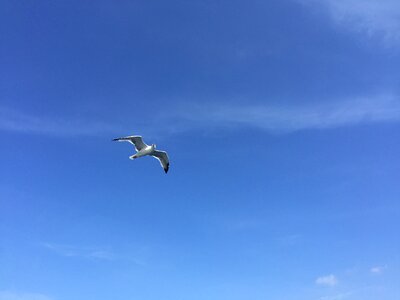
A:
[[2, 95, 400, 138], [42, 242, 146, 265], [370, 266, 386, 274], [0, 291, 53, 300], [320, 291, 353, 300], [42, 243, 115, 260], [299, 0, 400, 44], [316, 274, 338, 287], [0, 107, 123, 137], [0, 106, 169, 139], [171, 95, 400, 133]]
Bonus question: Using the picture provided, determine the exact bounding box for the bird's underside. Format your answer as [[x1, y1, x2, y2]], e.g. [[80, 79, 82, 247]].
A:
[[113, 135, 170, 173]]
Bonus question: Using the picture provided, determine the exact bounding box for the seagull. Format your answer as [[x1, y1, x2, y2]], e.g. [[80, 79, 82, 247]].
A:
[[112, 135, 170, 173]]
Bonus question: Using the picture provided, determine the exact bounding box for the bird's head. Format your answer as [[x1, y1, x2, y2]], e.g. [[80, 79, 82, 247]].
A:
[[152, 144, 157, 149]]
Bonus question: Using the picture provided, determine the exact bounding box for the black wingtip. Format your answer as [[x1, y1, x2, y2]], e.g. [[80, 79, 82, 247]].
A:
[[164, 163, 169, 174]]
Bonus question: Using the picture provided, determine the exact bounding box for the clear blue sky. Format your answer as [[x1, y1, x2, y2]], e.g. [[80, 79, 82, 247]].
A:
[[1, 1, 399, 300]]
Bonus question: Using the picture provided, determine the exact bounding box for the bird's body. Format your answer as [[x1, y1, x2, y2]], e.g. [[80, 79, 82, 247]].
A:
[[129, 144, 155, 160], [113, 135, 170, 173]]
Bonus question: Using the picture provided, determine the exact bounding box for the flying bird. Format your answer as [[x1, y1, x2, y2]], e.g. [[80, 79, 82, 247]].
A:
[[113, 135, 170, 173]]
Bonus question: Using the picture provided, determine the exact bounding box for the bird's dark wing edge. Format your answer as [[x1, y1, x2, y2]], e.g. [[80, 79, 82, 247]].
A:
[[151, 150, 169, 174]]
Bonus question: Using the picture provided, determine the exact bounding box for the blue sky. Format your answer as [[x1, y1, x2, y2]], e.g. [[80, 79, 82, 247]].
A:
[[1, 1, 399, 300]]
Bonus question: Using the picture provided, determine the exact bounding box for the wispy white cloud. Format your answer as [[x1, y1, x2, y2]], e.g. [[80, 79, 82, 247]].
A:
[[319, 285, 386, 300], [3, 94, 400, 138], [299, 0, 400, 44], [42, 242, 146, 265], [370, 265, 385, 274], [0, 107, 122, 137], [319, 291, 353, 300], [171, 95, 400, 133], [316, 274, 338, 287], [0, 291, 53, 300], [42, 243, 115, 260]]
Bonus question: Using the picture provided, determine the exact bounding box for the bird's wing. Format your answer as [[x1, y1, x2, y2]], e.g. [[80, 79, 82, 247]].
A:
[[151, 150, 170, 173], [112, 135, 148, 151]]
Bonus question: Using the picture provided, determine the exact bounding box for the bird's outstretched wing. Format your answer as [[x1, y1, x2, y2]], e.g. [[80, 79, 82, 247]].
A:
[[151, 150, 170, 173], [112, 135, 148, 151]]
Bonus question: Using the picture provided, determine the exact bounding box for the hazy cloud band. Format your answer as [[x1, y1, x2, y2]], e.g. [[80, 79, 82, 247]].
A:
[[171, 95, 400, 133]]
